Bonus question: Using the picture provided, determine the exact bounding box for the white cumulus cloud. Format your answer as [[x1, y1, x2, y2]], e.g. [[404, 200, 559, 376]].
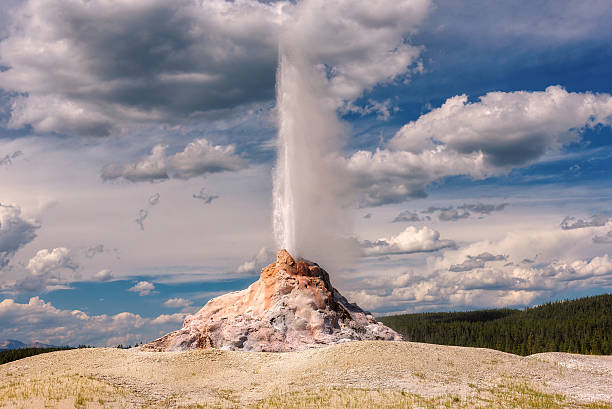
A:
[[27, 247, 76, 276], [362, 226, 454, 256], [348, 86, 612, 206], [348, 222, 612, 313], [0, 297, 186, 346], [390, 86, 612, 166], [128, 281, 156, 296], [101, 138, 246, 183], [94, 269, 113, 282], [162, 298, 192, 308]]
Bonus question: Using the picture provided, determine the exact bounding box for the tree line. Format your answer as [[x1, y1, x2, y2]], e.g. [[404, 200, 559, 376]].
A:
[[379, 293, 611, 356], [0, 344, 141, 365], [0, 347, 73, 365]]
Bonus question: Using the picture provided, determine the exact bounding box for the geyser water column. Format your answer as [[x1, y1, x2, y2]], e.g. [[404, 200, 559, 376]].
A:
[[272, 43, 348, 262], [272, 0, 430, 265]]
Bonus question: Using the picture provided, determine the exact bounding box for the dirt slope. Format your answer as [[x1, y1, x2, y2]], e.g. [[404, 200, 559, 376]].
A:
[[0, 341, 610, 408]]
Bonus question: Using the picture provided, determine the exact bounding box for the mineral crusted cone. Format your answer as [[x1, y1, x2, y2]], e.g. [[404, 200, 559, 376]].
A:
[[142, 249, 402, 352]]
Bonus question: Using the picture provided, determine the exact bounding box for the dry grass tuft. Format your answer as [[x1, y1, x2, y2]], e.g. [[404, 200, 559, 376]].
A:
[[252, 385, 612, 409], [0, 372, 133, 409]]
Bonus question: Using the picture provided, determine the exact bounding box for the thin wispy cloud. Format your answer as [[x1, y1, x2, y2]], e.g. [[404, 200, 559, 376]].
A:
[[0, 151, 23, 166], [192, 188, 219, 205], [393, 203, 509, 223], [135, 209, 148, 231]]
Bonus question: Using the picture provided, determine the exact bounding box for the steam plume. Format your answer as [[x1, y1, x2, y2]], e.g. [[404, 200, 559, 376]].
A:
[[272, 0, 430, 265], [272, 44, 349, 263]]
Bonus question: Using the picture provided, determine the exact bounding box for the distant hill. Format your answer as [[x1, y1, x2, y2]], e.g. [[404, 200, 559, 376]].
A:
[[380, 293, 611, 356], [0, 340, 26, 350], [0, 339, 58, 351]]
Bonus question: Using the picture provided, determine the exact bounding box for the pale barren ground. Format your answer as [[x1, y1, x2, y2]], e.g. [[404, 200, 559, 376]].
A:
[[0, 341, 611, 408]]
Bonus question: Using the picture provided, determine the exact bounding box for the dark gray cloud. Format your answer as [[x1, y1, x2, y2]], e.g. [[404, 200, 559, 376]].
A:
[[560, 214, 609, 230], [135, 209, 148, 231], [422, 206, 453, 214], [192, 188, 218, 205], [409, 202, 508, 222], [13, 276, 52, 293], [449, 252, 507, 272], [102, 139, 246, 183], [148, 193, 161, 206], [458, 202, 508, 215], [84, 244, 104, 259], [392, 210, 421, 223], [0, 203, 39, 269], [133, 191, 166, 231], [438, 208, 470, 222], [0, 151, 23, 166], [83, 244, 120, 261], [0, 0, 282, 136]]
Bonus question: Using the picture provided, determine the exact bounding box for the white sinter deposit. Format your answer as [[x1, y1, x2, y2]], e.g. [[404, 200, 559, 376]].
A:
[[143, 250, 402, 352]]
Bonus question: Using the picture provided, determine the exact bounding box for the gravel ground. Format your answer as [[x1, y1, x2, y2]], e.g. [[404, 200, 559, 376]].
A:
[[0, 341, 610, 408]]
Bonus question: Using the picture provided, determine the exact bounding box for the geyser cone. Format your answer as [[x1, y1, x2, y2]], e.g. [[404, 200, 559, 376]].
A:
[[143, 250, 402, 352]]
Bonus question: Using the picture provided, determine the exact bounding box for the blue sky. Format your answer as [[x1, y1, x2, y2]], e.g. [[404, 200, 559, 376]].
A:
[[0, 0, 611, 346]]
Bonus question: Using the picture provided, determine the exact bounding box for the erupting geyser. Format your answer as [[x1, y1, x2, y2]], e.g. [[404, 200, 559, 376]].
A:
[[143, 250, 401, 352], [144, 43, 402, 354], [272, 11, 351, 264], [145, 1, 420, 352]]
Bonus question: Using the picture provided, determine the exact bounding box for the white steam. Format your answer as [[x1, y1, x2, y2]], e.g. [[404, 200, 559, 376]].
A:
[[273, 45, 349, 262], [272, 0, 430, 265]]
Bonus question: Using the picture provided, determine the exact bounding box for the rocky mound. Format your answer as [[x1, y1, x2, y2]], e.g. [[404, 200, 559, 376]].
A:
[[143, 250, 402, 352]]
